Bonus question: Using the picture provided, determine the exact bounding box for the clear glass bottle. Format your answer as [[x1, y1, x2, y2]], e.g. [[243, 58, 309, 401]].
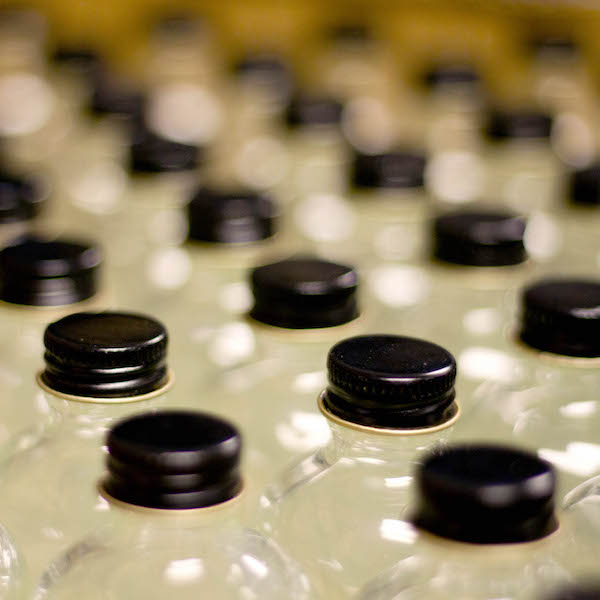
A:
[[548, 163, 600, 275], [109, 128, 201, 307], [200, 257, 362, 498], [0, 522, 25, 600], [391, 208, 535, 401], [308, 149, 430, 266], [0, 311, 173, 589], [417, 62, 485, 154], [0, 236, 105, 442], [50, 67, 145, 241], [258, 334, 460, 598], [457, 278, 600, 496], [282, 93, 348, 197], [357, 444, 585, 600], [482, 109, 560, 213], [35, 410, 316, 600]]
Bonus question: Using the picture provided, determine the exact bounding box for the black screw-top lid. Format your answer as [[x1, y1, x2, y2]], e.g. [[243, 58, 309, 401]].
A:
[[569, 164, 600, 206], [529, 34, 578, 57], [545, 584, 600, 600], [486, 110, 553, 140], [152, 13, 205, 39], [103, 410, 243, 509], [129, 128, 200, 174], [50, 46, 103, 77], [0, 172, 45, 224], [285, 94, 344, 128], [41, 311, 169, 398], [249, 257, 359, 329], [422, 63, 480, 90], [323, 335, 457, 429], [326, 24, 372, 44], [433, 210, 528, 267], [0, 236, 101, 306], [233, 54, 293, 91], [351, 151, 426, 189], [412, 444, 557, 544], [89, 71, 145, 118], [519, 278, 600, 358], [187, 187, 278, 244]]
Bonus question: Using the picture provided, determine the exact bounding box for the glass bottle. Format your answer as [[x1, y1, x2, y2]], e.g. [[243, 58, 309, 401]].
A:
[[392, 208, 535, 401], [50, 67, 146, 235], [548, 163, 600, 275], [201, 257, 362, 498], [481, 109, 560, 213], [0, 522, 25, 600], [307, 149, 429, 266], [258, 334, 460, 598], [159, 186, 281, 397], [282, 93, 348, 197], [457, 278, 600, 496], [357, 444, 585, 600], [109, 128, 201, 307], [0, 235, 105, 442], [35, 410, 316, 600], [213, 53, 293, 191], [0, 311, 172, 588]]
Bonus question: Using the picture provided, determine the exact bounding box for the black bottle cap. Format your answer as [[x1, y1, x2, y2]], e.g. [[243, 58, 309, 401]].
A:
[[187, 187, 278, 244], [152, 13, 205, 39], [413, 444, 557, 544], [323, 335, 457, 429], [433, 210, 528, 267], [486, 110, 553, 140], [529, 34, 578, 57], [233, 53, 293, 92], [249, 257, 359, 329], [50, 47, 103, 78], [0, 172, 46, 224], [351, 151, 426, 189], [129, 129, 200, 174], [104, 410, 243, 509], [285, 94, 344, 128], [326, 24, 372, 44], [545, 584, 600, 600], [422, 64, 480, 90], [41, 311, 169, 398], [519, 278, 600, 358], [569, 164, 600, 206], [0, 236, 101, 306], [89, 71, 145, 118]]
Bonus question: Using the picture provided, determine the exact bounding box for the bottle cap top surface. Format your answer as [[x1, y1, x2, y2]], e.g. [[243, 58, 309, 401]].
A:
[[569, 164, 600, 206], [41, 311, 169, 398], [486, 110, 553, 140], [104, 410, 242, 509], [0, 171, 46, 224], [187, 187, 278, 244], [0, 236, 101, 306], [433, 210, 528, 267], [285, 94, 344, 128], [323, 334, 457, 429], [413, 444, 557, 544], [351, 151, 426, 189], [519, 278, 600, 357], [249, 257, 359, 329]]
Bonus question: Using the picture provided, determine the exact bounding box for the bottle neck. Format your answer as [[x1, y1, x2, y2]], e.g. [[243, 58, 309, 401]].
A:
[[323, 417, 453, 465], [43, 389, 169, 435]]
